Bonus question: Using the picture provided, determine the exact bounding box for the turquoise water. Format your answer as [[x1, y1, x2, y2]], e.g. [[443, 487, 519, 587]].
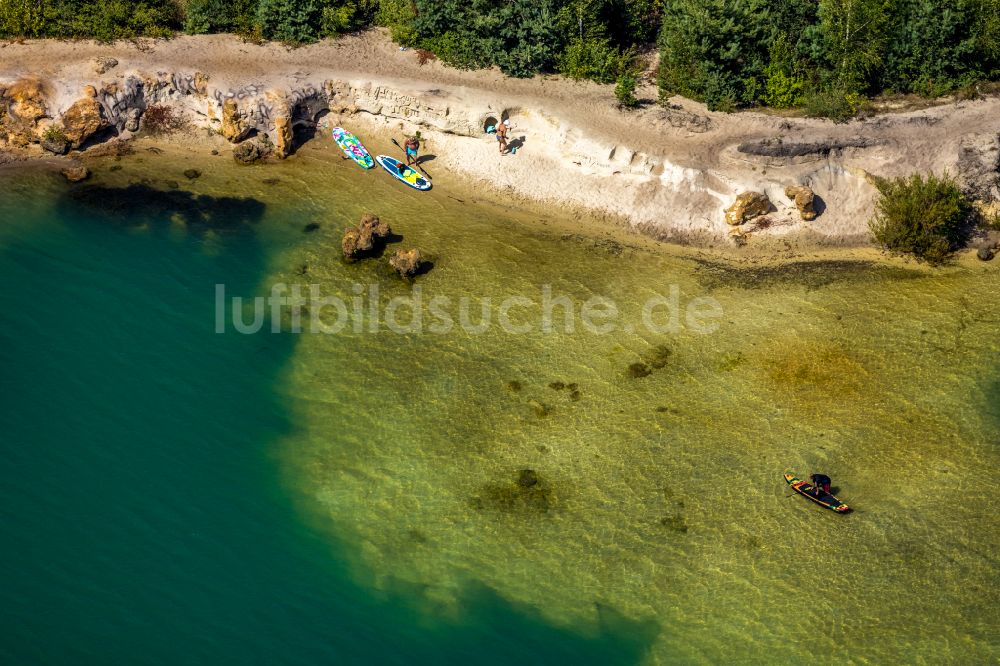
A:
[[2, 138, 999, 664], [0, 170, 647, 664]]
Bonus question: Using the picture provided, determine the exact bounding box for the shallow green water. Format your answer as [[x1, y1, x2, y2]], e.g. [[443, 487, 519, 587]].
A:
[[2, 138, 999, 664]]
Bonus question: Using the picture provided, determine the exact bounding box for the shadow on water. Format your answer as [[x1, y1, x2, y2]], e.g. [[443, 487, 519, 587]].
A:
[[2, 175, 656, 664], [59, 183, 266, 234]]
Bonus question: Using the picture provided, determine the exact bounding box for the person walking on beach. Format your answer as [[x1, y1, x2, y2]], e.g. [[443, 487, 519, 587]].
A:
[[495, 119, 509, 155], [404, 134, 420, 166]]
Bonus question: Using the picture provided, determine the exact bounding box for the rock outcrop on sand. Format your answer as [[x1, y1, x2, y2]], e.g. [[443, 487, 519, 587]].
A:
[[60, 95, 107, 149], [274, 115, 293, 158], [724, 191, 771, 226], [342, 213, 392, 261], [0, 78, 47, 147], [389, 248, 425, 277], [93, 57, 118, 75], [220, 98, 253, 143], [785, 185, 818, 221]]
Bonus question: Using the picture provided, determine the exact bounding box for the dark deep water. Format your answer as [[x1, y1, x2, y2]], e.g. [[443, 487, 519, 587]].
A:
[[0, 174, 650, 665]]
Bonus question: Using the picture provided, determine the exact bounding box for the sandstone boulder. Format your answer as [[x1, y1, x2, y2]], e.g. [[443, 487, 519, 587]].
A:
[[220, 99, 251, 143], [61, 165, 90, 183], [124, 108, 142, 133], [358, 213, 391, 248], [1, 78, 47, 147], [341, 228, 362, 259], [389, 248, 425, 277], [61, 97, 107, 149], [342, 213, 392, 261], [724, 191, 770, 225], [785, 185, 818, 221], [274, 116, 293, 158], [194, 72, 210, 96]]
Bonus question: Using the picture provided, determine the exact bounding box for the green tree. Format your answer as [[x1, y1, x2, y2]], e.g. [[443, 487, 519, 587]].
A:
[[818, 0, 892, 92], [256, 0, 322, 42], [657, 0, 771, 109], [0, 0, 47, 37]]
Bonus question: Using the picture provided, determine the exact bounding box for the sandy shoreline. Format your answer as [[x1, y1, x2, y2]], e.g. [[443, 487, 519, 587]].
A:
[[2, 30, 999, 250]]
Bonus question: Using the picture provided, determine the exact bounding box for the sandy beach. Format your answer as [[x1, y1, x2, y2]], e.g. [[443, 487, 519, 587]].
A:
[[2, 29, 999, 247]]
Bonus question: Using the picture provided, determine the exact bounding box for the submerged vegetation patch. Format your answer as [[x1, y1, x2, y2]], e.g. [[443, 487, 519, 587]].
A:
[[471, 469, 555, 515], [761, 339, 869, 399], [692, 258, 924, 291]]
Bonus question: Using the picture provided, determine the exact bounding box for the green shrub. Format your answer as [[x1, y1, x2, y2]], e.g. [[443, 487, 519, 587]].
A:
[[374, 0, 417, 45], [869, 172, 973, 264], [256, 0, 322, 43], [557, 38, 627, 84], [419, 31, 480, 70], [42, 124, 68, 143], [802, 88, 871, 122], [615, 71, 639, 108]]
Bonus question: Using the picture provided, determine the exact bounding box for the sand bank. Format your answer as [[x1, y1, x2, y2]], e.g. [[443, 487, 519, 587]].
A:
[[2, 30, 999, 246]]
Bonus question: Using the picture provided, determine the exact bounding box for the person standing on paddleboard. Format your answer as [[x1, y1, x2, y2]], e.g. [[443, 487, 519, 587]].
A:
[[404, 134, 420, 166]]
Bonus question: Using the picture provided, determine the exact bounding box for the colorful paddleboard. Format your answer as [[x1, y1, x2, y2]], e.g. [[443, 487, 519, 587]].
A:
[[784, 473, 851, 513], [375, 155, 431, 191], [332, 127, 374, 169]]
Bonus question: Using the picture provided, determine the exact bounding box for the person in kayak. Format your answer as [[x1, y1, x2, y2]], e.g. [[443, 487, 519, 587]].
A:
[[404, 134, 420, 166], [810, 473, 832, 496]]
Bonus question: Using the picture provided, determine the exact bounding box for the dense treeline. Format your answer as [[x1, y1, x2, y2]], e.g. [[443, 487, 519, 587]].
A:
[[657, 0, 1000, 115], [2, 0, 999, 116]]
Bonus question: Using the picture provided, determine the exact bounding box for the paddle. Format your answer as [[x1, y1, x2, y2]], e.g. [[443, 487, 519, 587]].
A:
[[392, 138, 433, 181]]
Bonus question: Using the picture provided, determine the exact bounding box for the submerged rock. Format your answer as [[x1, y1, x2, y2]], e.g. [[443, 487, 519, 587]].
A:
[[627, 362, 652, 378], [472, 469, 553, 514], [517, 469, 539, 487], [389, 248, 425, 278], [785, 185, 818, 221], [303, 222, 321, 233], [61, 165, 90, 183], [183, 169, 201, 180], [647, 344, 672, 369], [725, 191, 771, 226], [232, 138, 272, 165], [527, 399, 550, 417]]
